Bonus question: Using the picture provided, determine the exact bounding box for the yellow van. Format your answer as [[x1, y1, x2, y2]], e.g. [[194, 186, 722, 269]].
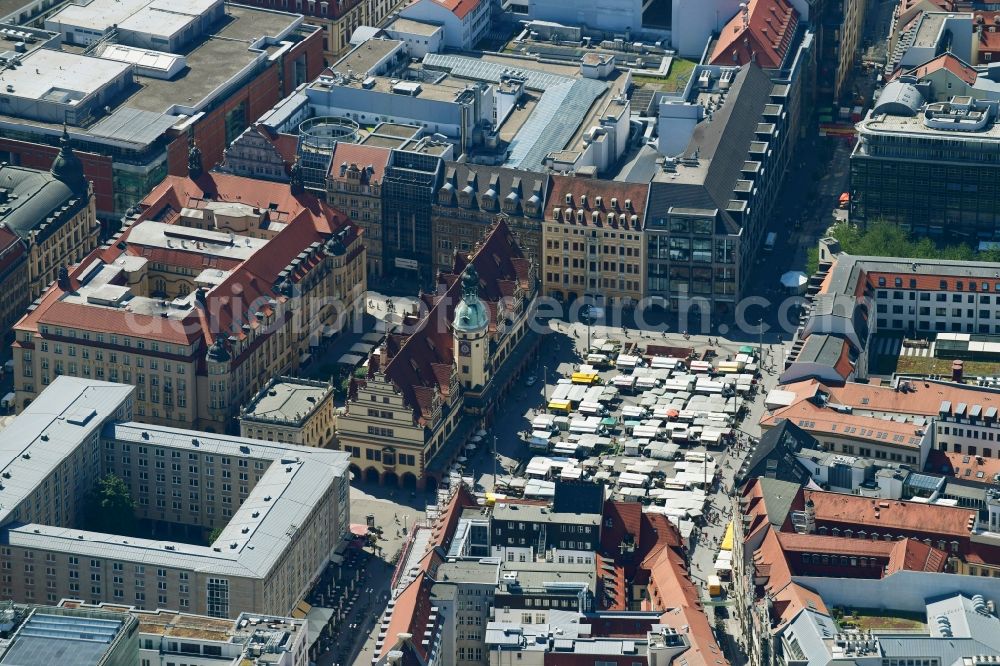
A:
[[571, 372, 599, 385]]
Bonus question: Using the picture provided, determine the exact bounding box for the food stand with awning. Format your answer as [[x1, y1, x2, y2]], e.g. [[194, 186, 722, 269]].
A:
[[721, 522, 734, 551], [338, 353, 364, 366]]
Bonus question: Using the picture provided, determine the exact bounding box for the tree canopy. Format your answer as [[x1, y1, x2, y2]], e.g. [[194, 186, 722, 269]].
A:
[[83, 474, 136, 536], [806, 221, 1000, 274]]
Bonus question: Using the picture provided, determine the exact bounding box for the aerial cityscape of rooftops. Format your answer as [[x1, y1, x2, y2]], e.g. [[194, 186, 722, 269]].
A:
[[7, 0, 1000, 663]]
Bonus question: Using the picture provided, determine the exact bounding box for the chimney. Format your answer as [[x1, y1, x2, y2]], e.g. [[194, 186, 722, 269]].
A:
[[952, 359, 965, 383]]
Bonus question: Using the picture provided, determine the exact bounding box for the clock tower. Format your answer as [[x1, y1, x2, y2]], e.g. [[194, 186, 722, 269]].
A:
[[453, 264, 490, 391]]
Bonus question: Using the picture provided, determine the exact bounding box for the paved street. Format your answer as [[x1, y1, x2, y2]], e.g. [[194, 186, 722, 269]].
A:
[[315, 484, 428, 666]]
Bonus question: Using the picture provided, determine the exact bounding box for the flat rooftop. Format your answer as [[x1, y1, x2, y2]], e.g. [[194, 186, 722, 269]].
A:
[[135, 609, 234, 641], [2, 48, 131, 103], [318, 73, 473, 103], [329, 37, 402, 76], [124, 219, 268, 259], [433, 559, 500, 586], [6, 419, 349, 577], [0, 0, 39, 18], [0, 5, 305, 148], [498, 561, 597, 594], [493, 502, 601, 525], [858, 109, 1000, 140], [242, 378, 332, 425], [913, 13, 945, 48], [370, 122, 422, 139], [359, 134, 411, 149], [0, 376, 349, 580], [121, 4, 300, 114], [48, 0, 152, 33], [388, 17, 442, 36]]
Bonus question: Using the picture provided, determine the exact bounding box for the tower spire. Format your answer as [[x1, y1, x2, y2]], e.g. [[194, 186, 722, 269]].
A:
[[50, 124, 88, 194]]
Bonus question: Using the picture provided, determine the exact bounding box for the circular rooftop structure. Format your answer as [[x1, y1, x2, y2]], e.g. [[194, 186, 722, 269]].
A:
[[298, 116, 360, 153]]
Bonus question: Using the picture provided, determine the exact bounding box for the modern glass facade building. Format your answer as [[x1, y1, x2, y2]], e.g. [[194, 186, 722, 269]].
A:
[[851, 85, 1000, 242]]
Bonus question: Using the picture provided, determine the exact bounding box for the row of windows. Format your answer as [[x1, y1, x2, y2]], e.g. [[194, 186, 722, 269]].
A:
[[800, 552, 881, 567], [877, 318, 1000, 333], [812, 526, 960, 551], [36, 345, 188, 373], [877, 277, 1000, 292], [33, 328, 185, 355]]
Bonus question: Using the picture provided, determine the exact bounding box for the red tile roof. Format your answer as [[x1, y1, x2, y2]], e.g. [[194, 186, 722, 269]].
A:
[[586, 613, 660, 638], [711, 0, 799, 69], [759, 400, 926, 448], [926, 449, 1000, 485], [600, 501, 641, 556], [40, 300, 202, 345], [889, 53, 978, 85], [775, 532, 946, 574], [426, 0, 481, 19], [379, 571, 438, 661], [328, 143, 391, 184], [545, 175, 649, 231], [376, 219, 532, 425], [886, 538, 948, 573], [975, 14, 1000, 57], [794, 378, 1000, 417], [750, 527, 829, 627], [776, 531, 898, 557], [597, 553, 628, 611], [251, 124, 297, 167], [15, 173, 359, 355], [803, 490, 977, 538], [429, 485, 477, 551], [965, 540, 1000, 566], [0, 225, 26, 277], [642, 545, 728, 666], [600, 501, 681, 580]]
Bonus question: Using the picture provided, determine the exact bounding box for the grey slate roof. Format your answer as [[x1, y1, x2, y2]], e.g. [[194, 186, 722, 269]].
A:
[[88, 107, 181, 147], [649, 64, 775, 234], [0, 165, 86, 244], [436, 162, 547, 217], [796, 334, 848, 367], [755, 477, 802, 528], [737, 420, 817, 485]]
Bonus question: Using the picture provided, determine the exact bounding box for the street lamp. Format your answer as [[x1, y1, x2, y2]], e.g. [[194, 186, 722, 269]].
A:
[[757, 318, 765, 366]]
